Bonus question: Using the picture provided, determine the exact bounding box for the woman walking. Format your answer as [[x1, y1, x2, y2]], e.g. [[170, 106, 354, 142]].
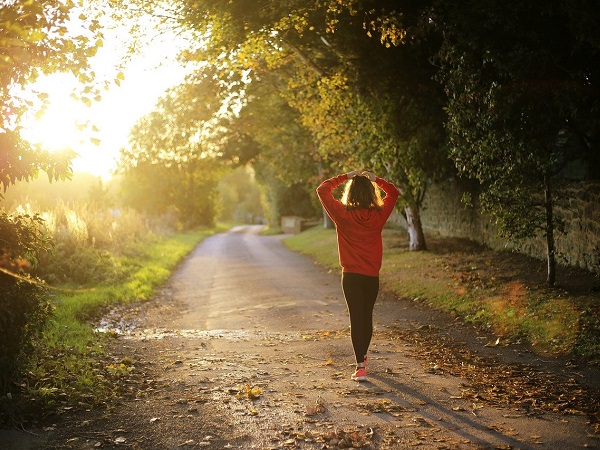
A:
[[317, 170, 400, 381]]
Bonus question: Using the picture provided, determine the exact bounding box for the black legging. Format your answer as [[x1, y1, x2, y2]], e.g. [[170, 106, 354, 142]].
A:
[[341, 272, 379, 365]]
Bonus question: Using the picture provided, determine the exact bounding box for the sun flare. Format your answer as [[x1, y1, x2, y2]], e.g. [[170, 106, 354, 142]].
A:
[[18, 18, 191, 180], [21, 76, 90, 154]]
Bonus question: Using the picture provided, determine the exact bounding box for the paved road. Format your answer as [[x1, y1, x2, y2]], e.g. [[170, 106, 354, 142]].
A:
[[3, 225, 596, 449], [149, 225, 348, 333]]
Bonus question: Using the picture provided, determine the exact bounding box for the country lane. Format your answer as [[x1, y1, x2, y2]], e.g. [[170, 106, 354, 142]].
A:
[[5, 225, 596, 450]]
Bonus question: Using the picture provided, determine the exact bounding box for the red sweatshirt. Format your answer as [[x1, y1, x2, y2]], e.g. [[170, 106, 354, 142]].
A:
[[316, 174, 400, 277]]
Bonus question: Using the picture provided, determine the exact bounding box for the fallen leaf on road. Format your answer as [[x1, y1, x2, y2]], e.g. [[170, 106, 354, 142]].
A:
[[412, 417, 433, 427], [484, 337, 501, 347], [236, 384, 263, 400], [305, 398, 325, 416]]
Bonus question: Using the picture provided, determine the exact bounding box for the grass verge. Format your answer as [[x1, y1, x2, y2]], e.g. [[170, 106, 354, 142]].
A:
[[284, 226, 600, 362], [10, 227, 224, 421]]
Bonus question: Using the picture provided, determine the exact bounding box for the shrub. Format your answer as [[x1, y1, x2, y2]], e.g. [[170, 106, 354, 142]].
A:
[[0, 212, 52, 396], [15, 202, 158, 285]]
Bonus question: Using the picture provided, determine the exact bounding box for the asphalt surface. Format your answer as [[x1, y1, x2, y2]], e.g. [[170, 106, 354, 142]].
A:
[[1, 225, 597, 449]]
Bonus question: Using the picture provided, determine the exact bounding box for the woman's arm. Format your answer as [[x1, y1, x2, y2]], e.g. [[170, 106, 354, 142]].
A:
[[361, 171, 401, 205], [316, 173, 354, 222]]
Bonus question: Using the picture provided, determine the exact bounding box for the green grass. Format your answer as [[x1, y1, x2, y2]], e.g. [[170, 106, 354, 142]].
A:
[[46, 231, 214, 345], [260, 225, 283, 236], [284, 226, 600, 361], [20, 228, 222, 413], [284, 225, 341, 269]]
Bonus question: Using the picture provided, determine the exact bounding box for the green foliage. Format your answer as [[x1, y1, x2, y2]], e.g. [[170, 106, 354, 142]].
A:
[[10, 202, 152, 286], [0, 276, 52, 394], [118, 71, 224, 229], [288, 4, 448, 250], [87, 177, 114, 209], [0, 211, 52, 395], [280, 183, 319, 218], [0, 210, 49, 263], [217, 167, 264, 223], [0, 0, 102, 93], [281, 6, 449, 197], [435, 1, 600, 226], [254, 167, 287, 228], [0, 135, 77, 195], [175, 0, 450, 250], [1, 0, 106, 193], [0, 199, 173, 414], [4, 228, 218, 421], [217, 73, 322, 226], [432, 0, 600, 284], [233, 74, 318, 181], [252, 162, 321, 228], [575, 302, 600, 361], [119, 159, 221, 229], [146, 0, 598, 263]]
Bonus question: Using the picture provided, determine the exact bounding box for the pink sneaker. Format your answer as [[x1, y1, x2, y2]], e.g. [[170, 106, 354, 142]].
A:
[[351, 367, 367, 381]]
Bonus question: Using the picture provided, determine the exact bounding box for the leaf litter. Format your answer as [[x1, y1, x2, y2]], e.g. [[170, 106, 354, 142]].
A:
[[380, 326, 600, 430]]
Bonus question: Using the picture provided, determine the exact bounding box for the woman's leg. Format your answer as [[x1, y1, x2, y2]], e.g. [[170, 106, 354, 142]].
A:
[[342, 273, 379, 365], [359, 275, 379, 363]]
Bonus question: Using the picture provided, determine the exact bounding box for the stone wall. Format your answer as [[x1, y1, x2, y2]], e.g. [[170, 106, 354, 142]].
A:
[[553, 182, 600, 272], [392, 179, 600, 274]]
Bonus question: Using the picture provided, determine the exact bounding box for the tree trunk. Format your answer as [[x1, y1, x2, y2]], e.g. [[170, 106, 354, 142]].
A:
[[544, 174, 556, 288], [405, 204, 427, 251]]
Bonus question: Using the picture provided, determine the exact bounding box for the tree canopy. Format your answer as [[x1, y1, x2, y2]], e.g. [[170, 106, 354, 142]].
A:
[[1, 0, 106, 192], [158, 0, 454, 248], [433, 0, 600, 285], [118, 70, 225, 227], [118, 0, 599, 272]]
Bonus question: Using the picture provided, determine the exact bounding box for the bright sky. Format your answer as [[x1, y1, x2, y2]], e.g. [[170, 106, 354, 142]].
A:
[[19, 15, 191, 180]]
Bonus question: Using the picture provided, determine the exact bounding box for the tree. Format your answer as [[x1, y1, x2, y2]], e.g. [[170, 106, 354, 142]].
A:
[[214, 72, 322, 228], [1, 0, 105, 192], [173, 0, 450, 249], [433, 0, 600, 286], [279, 4, 449, 249], [118, 71, 225, 227]]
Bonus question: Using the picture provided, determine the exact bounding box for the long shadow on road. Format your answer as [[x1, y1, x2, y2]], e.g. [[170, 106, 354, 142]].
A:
[[368, 372, 536, 449]]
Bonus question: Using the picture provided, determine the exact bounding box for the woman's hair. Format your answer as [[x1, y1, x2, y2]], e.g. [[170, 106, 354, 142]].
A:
[[341, 175, 383, 210]]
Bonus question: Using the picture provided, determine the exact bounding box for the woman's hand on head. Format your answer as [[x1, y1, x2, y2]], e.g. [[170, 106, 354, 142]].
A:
[[361, 170, 376, 181], [346, 170, 361, 179]]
